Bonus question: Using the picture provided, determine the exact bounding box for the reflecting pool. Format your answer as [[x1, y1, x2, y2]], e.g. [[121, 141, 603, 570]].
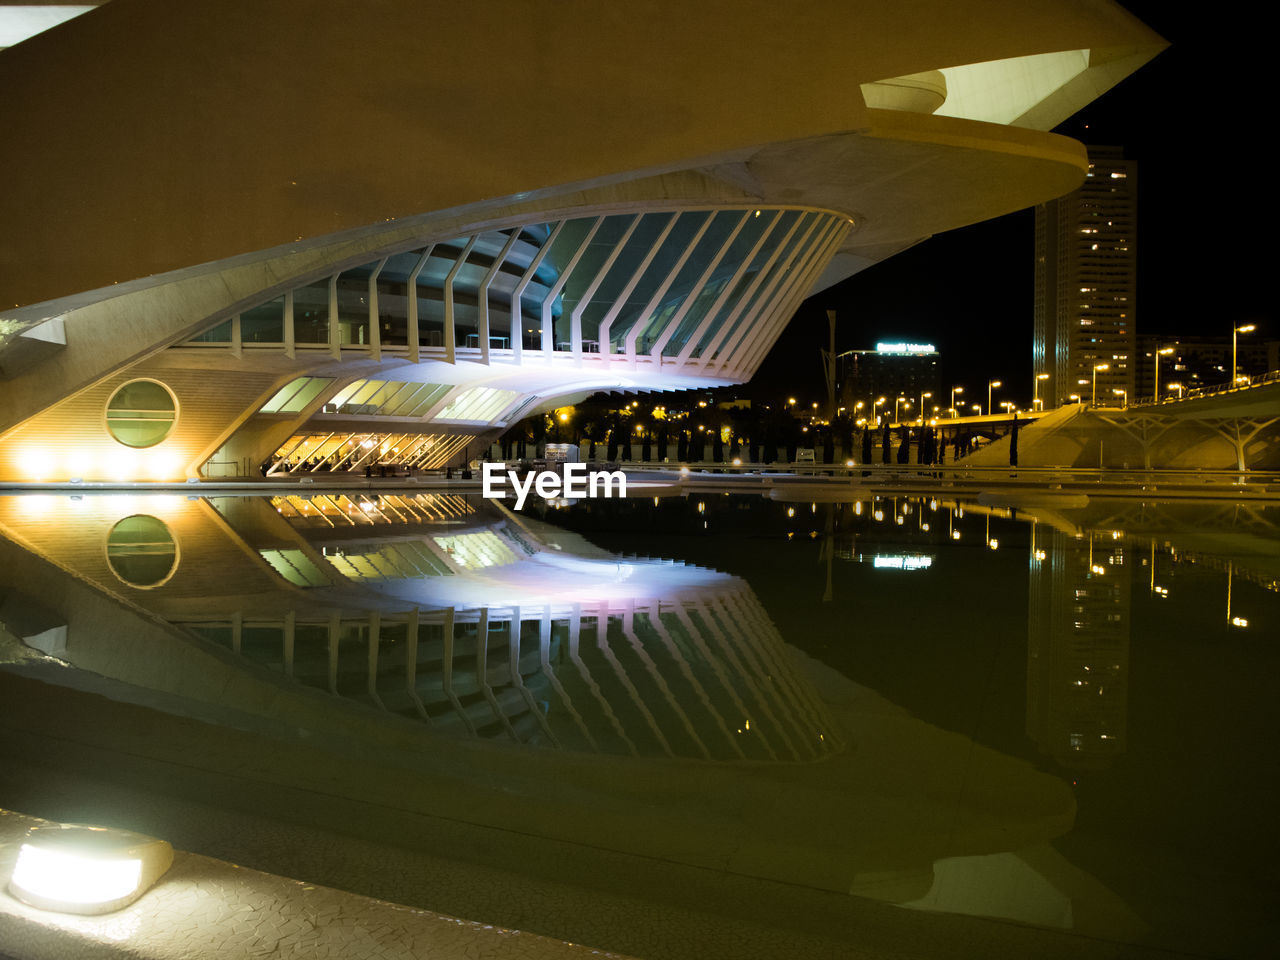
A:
[[1, 491, 1277, 959]]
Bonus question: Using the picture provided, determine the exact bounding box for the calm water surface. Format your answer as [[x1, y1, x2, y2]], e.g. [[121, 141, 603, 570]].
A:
[[0, 491, 1276, 958]]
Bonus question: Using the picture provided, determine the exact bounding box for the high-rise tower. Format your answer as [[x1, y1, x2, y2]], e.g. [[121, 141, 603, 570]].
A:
[[1034, 146, 1137, 408]]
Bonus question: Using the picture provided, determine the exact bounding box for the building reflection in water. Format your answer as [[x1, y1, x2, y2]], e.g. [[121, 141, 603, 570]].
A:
[[21, 491, 1253, 935], [1, 492, 839, 764], [1026, 523, 1130, 772]]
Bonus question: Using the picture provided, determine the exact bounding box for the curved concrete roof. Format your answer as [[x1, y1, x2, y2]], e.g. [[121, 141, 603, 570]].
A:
[[0, 0, 1163, 309]]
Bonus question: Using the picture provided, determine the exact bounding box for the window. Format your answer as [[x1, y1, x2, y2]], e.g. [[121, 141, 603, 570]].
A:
[[105, 380, 177, 448], [106, 515, 178, 588]]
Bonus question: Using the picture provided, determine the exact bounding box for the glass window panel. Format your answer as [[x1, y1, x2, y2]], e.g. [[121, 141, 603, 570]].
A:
[[668, 210, 775, 357], [190, 318, 232, 343], [701, 211, 807, 359], [634, 210, 741, 352], [414, 248, 453, 347], [281, 377, 332, 414], [406, 384, 451, 417], [260, 377, 309, 413], [738, 213, 824, 343], [380, 382, 422, 416], [556, 215, 633, 347], [294, 279, 331, 344], [260, 549, 328, 587], [337, 380, 383, 414], [106, 380, 177, 447], [377, 251, 421, 349], [329, 380, 366, 410], [366, 381, 402, 411], [609, 211, 709, 351], [240, 296, 284, 343], [525, 219, 594, 338], [336, 264, 374, 346], [579, 212, 675, 345], [388, 384, 429, 417], [106, 515, 177, 587]]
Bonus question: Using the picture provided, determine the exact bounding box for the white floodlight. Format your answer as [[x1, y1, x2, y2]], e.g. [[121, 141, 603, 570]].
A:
[[8, 823, 173, 915]]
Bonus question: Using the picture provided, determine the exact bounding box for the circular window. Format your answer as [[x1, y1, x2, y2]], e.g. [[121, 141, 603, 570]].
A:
[[105, 515, 178, 588], [105, 379, 177, 448]]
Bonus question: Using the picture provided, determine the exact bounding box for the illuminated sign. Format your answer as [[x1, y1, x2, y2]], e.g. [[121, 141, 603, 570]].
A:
[[876, 342, 937, 355], [867, 554, 934, 570]]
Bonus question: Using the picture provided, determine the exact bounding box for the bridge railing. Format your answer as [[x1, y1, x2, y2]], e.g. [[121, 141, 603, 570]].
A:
[[1130, 368, 1280, 408]]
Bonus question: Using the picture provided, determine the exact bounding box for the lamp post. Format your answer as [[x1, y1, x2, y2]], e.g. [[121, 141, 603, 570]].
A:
[[918, 391, 932, 424], [1167, 382, 1185, 399], [873, 396, 886, 426], [1091, 363, 1109, 406], [1001, 400, 1015, 415], [1154, 346, 1174, 402], [1032, 372, 1050, 410], [1112, 387, 1127, 408], [1232, 324, 1256, 386], [950, 385, 964, 418], [894, 396, 910, 423], [987, 380, 1001, 416]]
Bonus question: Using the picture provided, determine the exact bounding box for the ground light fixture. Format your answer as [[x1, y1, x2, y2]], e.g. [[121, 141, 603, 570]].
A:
[[8, 823, 174, 915]]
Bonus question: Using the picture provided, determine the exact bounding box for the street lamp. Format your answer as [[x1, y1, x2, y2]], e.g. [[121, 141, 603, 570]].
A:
[[1001, 401, 1015, 415], [1033, 372, 1050, 410], [1153, 346, 1174, 402], [1112, 387, 1127, 408], [918, 391, 932, 424], [950, 385, 964, 418], [1232, 324, 1256, 386], [1166, 382, 1185, 399], [987, 379, 1002, 416], [873, 396, 886, 426], [1091, 363, 1110, 406], [894, 396, 911, 423]]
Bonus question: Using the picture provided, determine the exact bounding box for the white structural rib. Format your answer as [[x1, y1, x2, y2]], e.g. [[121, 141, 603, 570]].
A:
[[569, 214, 640, 363], [736, 217, 845, 378], [650, 210, 750, 363], [709, 213, 815, 375], [366, 257, 387, 363], [539, 217, 603, 357], [508, 221, 565, 365], [477, 230, 522, 365], [676, 210, 783, 367], [623, 214, 714, 360], [405, 245, 435, 364], [598, 214, 680, 359], [443, 236, 478, 364]]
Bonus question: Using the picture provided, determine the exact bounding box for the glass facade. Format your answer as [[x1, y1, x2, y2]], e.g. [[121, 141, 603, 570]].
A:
[[182, 205, 849, 377]]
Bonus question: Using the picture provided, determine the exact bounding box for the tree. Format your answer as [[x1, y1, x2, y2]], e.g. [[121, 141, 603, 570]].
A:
[[881, 421, 891, 463]]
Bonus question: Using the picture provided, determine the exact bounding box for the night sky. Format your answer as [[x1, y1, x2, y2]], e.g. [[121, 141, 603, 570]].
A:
[[754, 1, 1270, 409]]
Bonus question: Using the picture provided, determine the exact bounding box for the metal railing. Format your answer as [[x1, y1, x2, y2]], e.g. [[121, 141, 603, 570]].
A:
[[1129, 368, 1280, 408]]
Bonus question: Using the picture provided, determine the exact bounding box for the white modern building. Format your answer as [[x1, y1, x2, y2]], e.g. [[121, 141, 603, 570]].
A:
[[0, 1, 1164, 480]]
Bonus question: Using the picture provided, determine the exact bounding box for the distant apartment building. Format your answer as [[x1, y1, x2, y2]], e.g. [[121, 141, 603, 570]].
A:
[[837, 342, 942, 421], [1034, 146, 1136, 407], [1135, 334, 1279, 400], [1027, 528, 1129, 771]]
